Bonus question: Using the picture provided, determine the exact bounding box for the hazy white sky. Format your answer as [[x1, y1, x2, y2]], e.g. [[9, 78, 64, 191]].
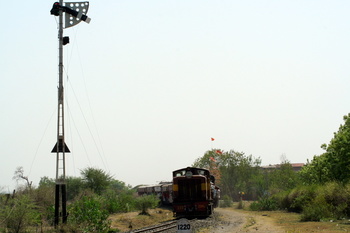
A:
[[1, 0, 350, 192]]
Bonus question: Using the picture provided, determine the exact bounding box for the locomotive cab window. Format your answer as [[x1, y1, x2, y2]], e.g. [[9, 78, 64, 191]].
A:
[[197, 170, 205, 175], [175, 172, 183, 177]]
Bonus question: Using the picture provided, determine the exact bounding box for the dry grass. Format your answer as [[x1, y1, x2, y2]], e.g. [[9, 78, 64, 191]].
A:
[[109, 204, 350, 232], [266, 211, 350, 233], [236, 201, 350, 233], [108, 208, 174, 232]]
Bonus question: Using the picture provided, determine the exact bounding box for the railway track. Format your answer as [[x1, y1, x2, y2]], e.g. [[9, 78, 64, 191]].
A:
[[130, 220, 177, 233]]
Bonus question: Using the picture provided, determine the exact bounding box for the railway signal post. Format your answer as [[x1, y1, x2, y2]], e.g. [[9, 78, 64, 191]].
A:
[[50, 1, 90, 227]]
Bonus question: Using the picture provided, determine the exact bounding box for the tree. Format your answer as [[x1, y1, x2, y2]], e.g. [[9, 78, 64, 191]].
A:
[[110, 179, 130, 193], [13, 167, 32, 191], [193, 149, 262, 200], [220, 150, 261, 200], [38, 176, 55, 187], [192, 149, 223, 185], [300, 113, 350, 184], [134, 194, 159, 215], [323, 114, 350, 182], [298, 154, 331, 185], [66, 176, 84, 201], [268, 160, 299, 192], [80, 167, 113, 195]]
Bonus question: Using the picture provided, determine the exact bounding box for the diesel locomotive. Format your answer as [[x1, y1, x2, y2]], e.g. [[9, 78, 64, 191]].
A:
[[136, 167, 220, 218], [172, 167, 220, 218]]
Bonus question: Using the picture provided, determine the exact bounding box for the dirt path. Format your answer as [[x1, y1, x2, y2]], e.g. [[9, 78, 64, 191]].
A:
[[202, 208, 284, 233]]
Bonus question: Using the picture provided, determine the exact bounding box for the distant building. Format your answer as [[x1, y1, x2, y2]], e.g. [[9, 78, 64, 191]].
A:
[[261, 163, 305, 172]]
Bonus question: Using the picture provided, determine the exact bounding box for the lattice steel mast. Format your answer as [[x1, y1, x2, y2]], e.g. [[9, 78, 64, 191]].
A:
[[50, 1, 90, 226]]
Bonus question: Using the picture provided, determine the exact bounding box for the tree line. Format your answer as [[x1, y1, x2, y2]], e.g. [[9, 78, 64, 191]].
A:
[[0, 167, 159, 232], [193, 113, 350, 221]]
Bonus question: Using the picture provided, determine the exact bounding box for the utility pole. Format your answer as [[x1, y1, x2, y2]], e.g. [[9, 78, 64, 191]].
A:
[[50, 1, 90, 227]]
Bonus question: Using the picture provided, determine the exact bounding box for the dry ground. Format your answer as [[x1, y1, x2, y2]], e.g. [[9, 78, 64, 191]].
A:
[[109, 206, 350, 232], [109, 208, 174, 232], [206, 207, 350, 233], [197, 208, 284, 233]]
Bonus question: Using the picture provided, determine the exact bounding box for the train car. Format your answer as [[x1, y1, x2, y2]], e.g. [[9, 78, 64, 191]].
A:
[[137, 185, 147, 196], [172, 167, 219, 218], [160, 182, 173, 204], [136, 182, 173, 205]]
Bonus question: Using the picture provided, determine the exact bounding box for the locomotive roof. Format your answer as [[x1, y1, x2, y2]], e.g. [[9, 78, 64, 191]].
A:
[[172, 167, 210, 177]]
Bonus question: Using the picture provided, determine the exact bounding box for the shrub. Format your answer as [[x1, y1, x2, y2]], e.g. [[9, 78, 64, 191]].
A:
[[0, 194, 41, 232], [103, 190, 136, 214], [321, 182, 349, 219], [301, 195, 332, 221], [249, 201, 260, 211], [68, 194, 111, 232], [301, 205, 331, 222], [32, 185, 55, 225], [285, 185, 318, 213], [272, 190, 290, 210], [249, 197, 277, 211], [134, 194, 159, 215], [237, 200, 244, 209], [344, 183, 350, 216], [282, 182, 350, 221], [307, 182, 350, 220], [220, 195, 233, 208]]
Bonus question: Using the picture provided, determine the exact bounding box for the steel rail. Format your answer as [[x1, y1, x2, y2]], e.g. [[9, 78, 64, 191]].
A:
[[130, 220, 177, 233]]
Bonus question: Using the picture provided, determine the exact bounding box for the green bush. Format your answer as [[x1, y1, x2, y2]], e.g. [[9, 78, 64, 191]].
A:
[[272, 190, 290, 210], [249, 201, 260, 211], [103, 190, 136, 214], [285, 185, 318, 213], [275, 182, 350, 221], [249, 197, 277, 211], [237, 200, 244, 209], [305, 182, 350, 220], [321, 182, 350, 219], [0, 194, 41, 232], [301, 195, 332, 221], [68, 194, 111, 232], [220, 195, 233, 208], [343, 183, 350, 216], [134, 194, 159, 215], [32, 184, 55, 225], [301, 205, 331, 222]]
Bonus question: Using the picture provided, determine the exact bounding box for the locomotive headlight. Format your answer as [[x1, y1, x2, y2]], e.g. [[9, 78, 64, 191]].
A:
[[185, 171, 193, 178]]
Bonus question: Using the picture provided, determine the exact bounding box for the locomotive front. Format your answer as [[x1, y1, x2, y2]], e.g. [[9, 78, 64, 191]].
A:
[[172, 167, 214, 218]]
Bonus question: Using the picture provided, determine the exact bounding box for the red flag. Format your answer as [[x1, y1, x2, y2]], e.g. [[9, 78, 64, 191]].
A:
[[209, 156, 216, 162], [216, 150, 222, 155], [211, 138, 215, 141]]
